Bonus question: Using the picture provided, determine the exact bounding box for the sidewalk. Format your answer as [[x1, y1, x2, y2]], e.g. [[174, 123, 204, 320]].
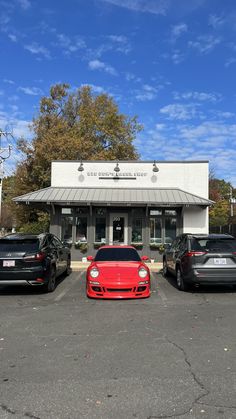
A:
[[71, 261, 162, 272]]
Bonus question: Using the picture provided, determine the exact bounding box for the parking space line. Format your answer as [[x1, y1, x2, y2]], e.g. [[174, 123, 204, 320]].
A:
[[54, 271, 84, 302], [158, 286, 168, 306], [155, 276, 168, 306]]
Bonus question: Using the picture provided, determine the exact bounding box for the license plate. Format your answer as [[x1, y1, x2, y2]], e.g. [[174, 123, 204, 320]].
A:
[[3, 260, 15, 267], [214, 258, 226, 265]]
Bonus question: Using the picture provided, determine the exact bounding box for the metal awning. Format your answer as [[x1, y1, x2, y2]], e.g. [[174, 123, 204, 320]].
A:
[[13, 187, 213, 206]]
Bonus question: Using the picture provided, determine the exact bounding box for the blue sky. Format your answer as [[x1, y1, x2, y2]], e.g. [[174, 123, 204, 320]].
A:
[[1, 0, 236, 186]]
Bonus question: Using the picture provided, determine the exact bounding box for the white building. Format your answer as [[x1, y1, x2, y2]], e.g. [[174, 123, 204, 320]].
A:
[[14, 160, 213, 260]]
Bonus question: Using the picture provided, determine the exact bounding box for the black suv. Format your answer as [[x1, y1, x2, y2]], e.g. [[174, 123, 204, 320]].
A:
[[0, 233, 71, 292], [163, 233, 236, 291]]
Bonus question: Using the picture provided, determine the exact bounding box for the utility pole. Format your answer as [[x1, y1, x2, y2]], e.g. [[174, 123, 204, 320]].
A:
[[0, 129, 12, 226], [228, 186, 236, 235]]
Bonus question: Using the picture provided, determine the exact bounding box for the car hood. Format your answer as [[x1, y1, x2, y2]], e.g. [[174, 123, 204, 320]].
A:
[[88, 261, 149, 284]]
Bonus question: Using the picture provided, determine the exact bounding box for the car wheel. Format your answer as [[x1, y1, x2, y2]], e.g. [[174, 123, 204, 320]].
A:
[[176, 267, 188, 291], [163, 259, 169, 277], [65, 257, 71, 276], [44, 266, 56, 293]]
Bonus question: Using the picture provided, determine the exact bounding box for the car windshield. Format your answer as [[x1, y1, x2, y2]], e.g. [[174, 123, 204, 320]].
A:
[[0, 239, 40, 253], [94, 248, 141, 262], [191, 238, 236, 252]]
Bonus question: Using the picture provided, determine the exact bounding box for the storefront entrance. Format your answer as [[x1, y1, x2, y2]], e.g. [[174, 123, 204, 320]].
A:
[[109, 213, 128, 245]]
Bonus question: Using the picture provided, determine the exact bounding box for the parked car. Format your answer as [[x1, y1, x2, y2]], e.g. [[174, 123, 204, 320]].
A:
[[163, 233, 236, 291], [0, 233, 71, 292], [86, 245, 150, 299]]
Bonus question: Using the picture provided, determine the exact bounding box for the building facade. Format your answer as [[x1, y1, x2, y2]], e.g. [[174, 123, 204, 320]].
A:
[[14, 160, 213, 261]]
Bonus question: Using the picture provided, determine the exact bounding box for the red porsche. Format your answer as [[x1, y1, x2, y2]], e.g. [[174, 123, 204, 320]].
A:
[[86, 245, 151, 299]]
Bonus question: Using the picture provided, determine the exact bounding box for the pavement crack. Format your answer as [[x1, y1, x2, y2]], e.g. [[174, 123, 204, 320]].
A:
[[0, 404, 40, 418], [198, 401, 236, 410], [147, 409, 192, 418], [166, 337, 208, 397], [148, 337, 210, 419], [1, 403, 16, 415]]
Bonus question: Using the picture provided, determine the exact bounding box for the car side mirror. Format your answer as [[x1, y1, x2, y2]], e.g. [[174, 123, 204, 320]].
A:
[[141, 255, 149, 261], [87, 255, 94, 262]]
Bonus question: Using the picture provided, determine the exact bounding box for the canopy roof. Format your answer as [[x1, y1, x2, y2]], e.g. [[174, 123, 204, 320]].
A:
[[13, 187, 213, 206]]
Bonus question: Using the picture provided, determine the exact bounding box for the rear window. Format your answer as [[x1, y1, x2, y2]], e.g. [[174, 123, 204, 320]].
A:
[[0, 239, 40, 253], [95, 248, 141, 262], [191, 238, 236, 252]]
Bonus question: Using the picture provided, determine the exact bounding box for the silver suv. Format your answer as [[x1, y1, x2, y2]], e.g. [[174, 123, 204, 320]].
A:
[[163, 233, 236, 291]]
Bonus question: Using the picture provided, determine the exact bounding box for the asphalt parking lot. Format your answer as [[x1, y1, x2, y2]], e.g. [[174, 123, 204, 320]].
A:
[[0, 270, 236, 419]]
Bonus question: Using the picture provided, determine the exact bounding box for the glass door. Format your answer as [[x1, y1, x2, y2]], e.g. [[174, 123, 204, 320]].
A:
[[109, 213, 128, 245]]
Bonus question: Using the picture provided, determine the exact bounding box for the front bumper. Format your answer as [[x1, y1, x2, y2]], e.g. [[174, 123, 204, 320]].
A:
[[87, 283, 150, 299]]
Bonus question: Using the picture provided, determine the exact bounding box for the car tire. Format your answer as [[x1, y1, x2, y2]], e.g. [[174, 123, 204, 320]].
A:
[[163, 259, 169, 277], [176, 267, 188, 291], [65, 257, 71, 276], [43, 266, 56, 293]]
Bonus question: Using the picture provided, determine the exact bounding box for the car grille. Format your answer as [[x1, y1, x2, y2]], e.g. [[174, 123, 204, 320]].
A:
[[106, 288, 133, 292]]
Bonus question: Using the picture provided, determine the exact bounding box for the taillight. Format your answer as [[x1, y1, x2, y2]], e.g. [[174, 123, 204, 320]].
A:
[[186, 251, 206, 257], [24, 252, 46, 262]]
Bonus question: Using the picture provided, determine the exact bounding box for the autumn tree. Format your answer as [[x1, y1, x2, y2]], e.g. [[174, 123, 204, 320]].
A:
[[1, 176, 15, 232], [209, 174, 235, 230], [12, 83, 142, 228]]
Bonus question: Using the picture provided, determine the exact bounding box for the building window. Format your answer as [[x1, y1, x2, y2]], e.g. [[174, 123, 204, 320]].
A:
[[76, 216, 87, 243], [95, 217, 106, 243], [149, 217, 162, 244], [132, 218, 143, 243], [61, 215, 73, 245], [164, 210, 177, 243]]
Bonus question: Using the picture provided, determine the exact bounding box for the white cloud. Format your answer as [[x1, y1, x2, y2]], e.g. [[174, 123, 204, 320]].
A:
[[107, 34, 131, 54], [171, 23, 188, 40], [24, 42, 51, 59], [101, 0, 170, 15], [135, 84, 160, 101], [160, 103, 201, 120], [81, 84, 105, 94], [88, 59, 118, 76], [208, 14, 225, 29], [173, 91, 222, 103], [171, 49, 185, 64], [17, 0, 31, 10], [3, 79, 15, 85], [225, 57, 236, 68], [155, 123, 166, 130], [55, 33, 86, 54], [8, 33, 17, 42], [108, 35, 127, 43], [18, 86, 43, 96], [188, 35, 221, 54], [125, 72, 142, 83], [0, 112, 31, 141], [0, 12, 10, 32], [137, 120, 236, 185], [179, 122, 236, 140]]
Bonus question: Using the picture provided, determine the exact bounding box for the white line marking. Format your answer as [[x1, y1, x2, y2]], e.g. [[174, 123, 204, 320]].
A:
[[54, 272, 84, 302], [158, 286, 168, 306]]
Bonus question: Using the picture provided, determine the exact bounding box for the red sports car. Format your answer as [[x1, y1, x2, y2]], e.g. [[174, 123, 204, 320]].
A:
[[86, 245, 151, 299]]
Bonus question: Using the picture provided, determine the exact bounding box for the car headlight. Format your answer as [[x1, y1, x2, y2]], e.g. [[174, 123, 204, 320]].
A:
[[90, 268, 99, 278], [138, 268, 148, 278]]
